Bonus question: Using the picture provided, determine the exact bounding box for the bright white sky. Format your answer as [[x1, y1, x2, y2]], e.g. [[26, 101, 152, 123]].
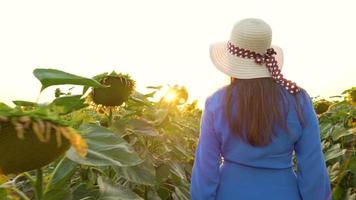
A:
[[0, 0, 355, 107]]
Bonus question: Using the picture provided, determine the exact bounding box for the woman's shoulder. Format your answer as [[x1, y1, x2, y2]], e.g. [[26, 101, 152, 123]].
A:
[[276, 84, 310, 104], [204, 84, 312, 111], [204, 85, 230, 111]]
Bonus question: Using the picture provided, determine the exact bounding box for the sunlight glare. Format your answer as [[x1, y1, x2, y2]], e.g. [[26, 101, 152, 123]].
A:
[[163, 90, 177, 102]]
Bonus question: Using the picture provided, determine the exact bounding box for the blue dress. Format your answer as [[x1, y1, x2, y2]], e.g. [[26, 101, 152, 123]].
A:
[[190, 85, 332, 200]]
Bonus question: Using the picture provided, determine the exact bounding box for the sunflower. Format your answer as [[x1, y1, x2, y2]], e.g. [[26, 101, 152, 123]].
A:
[[86, 72, 135, 112], [0, 112, 87, 175], [314, 99, 332, 115], [346, 87, 356, 106]]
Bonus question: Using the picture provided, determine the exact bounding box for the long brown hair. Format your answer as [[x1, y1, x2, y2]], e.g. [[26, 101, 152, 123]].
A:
[[224, 77, 305, 147]]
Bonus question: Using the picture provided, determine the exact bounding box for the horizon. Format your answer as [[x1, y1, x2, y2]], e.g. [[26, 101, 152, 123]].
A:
[[0, 0, 355, 108]]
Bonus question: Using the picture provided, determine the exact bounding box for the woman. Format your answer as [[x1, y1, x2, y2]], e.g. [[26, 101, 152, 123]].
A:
[[190, 18, 332, 200]]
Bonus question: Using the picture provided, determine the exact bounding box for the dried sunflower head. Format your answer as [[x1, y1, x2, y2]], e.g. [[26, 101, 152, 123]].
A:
[[0, 115, 87, 175], [87, 72, 135, 108], [314, 99, 332, 115], [346, 88, 356, 105]]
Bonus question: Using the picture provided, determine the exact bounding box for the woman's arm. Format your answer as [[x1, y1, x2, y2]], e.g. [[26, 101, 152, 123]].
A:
[[190, 97, 221, 200], [294, 90, 332, 200]]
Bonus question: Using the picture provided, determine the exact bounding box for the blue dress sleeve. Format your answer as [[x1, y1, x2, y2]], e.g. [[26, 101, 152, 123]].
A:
[[294, 90, 332, 200], [190, 97, 221, 200]]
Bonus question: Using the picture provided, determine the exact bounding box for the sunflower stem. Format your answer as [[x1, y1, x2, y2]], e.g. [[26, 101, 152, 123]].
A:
[[34, 168, 43, 200], [23, 172, 35, 185], [108, 108, 113, 126], [11, 187, 31, 200]]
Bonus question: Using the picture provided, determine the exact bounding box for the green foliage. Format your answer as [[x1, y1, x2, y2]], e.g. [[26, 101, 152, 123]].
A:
[[316, 88, 356, 199], [0, 68, 354, 200], [33, 68, 105, 91], [66, 124, 143, 167], [50, 95, 88, 115], [98, 176, 143, 200]]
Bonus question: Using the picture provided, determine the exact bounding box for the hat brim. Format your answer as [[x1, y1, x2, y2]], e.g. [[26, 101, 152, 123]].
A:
[[210, 41, 284, 79]]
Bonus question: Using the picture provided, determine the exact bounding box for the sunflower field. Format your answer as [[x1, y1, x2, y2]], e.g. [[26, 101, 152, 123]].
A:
[[0, 69, 355, 200]]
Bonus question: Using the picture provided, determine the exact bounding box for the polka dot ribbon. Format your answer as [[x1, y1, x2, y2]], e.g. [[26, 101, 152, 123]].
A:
[[227, 41, 301, 94]]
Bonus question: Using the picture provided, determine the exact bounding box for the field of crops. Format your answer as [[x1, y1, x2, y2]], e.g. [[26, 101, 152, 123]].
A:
[[0, 69, 355, 200]]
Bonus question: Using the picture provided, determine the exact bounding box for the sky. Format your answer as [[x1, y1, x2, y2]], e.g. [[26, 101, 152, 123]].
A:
[[0, 0, 355, 108]]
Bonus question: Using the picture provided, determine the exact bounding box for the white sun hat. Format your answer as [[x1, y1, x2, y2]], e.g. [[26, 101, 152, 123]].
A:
[[210, 18, 300, 94]]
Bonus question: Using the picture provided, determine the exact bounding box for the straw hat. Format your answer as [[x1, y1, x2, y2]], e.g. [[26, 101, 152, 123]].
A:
[[210, 18, 283, 79], [210, 18, 301, 94]]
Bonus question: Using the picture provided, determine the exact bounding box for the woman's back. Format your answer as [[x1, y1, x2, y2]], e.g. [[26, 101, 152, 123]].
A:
[[212, 84, 303, 168], [191, 18, 332, 200], [190, 85, 332, 200]]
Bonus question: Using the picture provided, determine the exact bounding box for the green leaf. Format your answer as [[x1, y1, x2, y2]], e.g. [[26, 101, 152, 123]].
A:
[[172, 185, 190, 200], [152, 109, 169, 126], [324, 144, 347, 162], [332, 127, 355, 141], [169, 162, 186, 180], [12, 100, 38, 107], [98, 176, 143, 200], [42, 189, 72, 200], [157, 187, 170, 200], [147, 190, 162, 200], [173, 143, 191, 158], [0, 189, 7, 200], [0, 102, 13, 112], [320, 123, 333, 139], [332, 185, 345, 200], [33, 68, 105, 91], [147, 85, 163, 90], [71, 183, 100, 200], [50, 95, 88, 114], [156, 164, 171, 183], [46, 158, 77, 191], [129, 92, 152, 106], [114, 158, 156, 186], [144, 91, 157, 98], [66, 124, 142, 167], [128, 118, 159, 136]]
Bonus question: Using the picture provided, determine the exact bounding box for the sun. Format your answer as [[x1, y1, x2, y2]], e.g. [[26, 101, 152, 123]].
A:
[[160, 85, 189, 105], [163, 90, 178, 103]]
